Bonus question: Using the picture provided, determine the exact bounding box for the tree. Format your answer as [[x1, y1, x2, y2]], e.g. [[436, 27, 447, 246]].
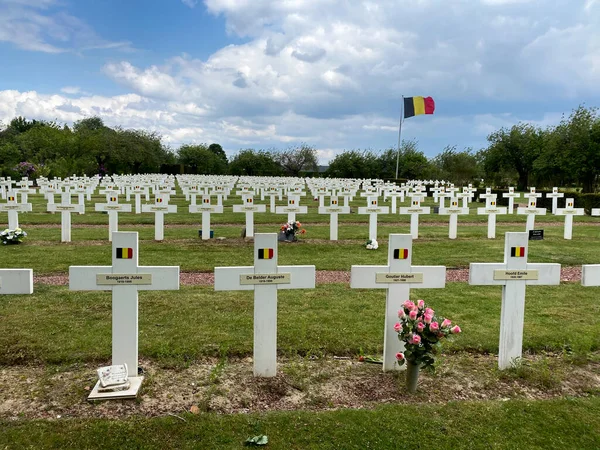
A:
[[228, 149, 283, 176], [431, 146, 481, 185], [326, 150, 379, 179], [274, 144, 318, 176], [208, 143, 228, 165], [178, 144, 227, 174]]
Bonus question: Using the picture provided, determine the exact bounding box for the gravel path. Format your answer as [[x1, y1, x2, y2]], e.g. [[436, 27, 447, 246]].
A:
[[36, 267, 583, 286]]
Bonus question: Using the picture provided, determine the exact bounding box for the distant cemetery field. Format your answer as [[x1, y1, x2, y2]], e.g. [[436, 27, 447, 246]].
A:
[[1, 178, 600, 449]]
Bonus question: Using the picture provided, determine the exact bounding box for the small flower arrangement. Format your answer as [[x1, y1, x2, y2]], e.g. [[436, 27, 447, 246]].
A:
[[395, 299, 461, 370], [280, 220, 306, 238], [365, 239, 378, 250], [0, 228, 27, 245]]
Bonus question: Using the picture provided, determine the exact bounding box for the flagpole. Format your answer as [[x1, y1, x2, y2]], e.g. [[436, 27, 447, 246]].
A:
[[395, 95, 404, 180]]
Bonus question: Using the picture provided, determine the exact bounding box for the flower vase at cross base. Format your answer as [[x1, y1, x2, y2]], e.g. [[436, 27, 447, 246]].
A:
[[405, 360, 420, 394]]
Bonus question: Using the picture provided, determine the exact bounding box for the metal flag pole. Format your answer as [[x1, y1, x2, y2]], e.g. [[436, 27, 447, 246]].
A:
[[395, 95, 404, 180]]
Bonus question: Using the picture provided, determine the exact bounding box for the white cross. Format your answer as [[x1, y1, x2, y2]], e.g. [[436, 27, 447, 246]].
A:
[[73, 183, 88, 213], [0, 178, 15, 199], [318, 196, 350, 240], [129, 185, 149, 214], [14, 184, 36, 205], [592, 209, 600, 217], [555, 198, 585, 240], [233, 195, 266, 238], [0, 269, 33, 294], [456, 190, 473, 208], [69, 232, 179, 399], [358, 196, 389, 241], [47, 192, 85, 242], [517, 193, 546, 232], [189, 195, 223, 240], [214, 233, 315, 377], [582, 265, 600, 286], [398, 197, 430, 239], [0, 191, 32, 229], [350, 234, 446, 371], [478, 188, 495, 208], [384, 189, 404, 214], [264, 187, 282, 212], [438, 199, 470, 239], [275, 195, 307, 223], [469, 232, 560, 369], [95, 195, 132, 241], [545, 187, 564, 215], [141, 195, 177, 241], [502, 187, 521, 214], [477, 198, 507, 239]]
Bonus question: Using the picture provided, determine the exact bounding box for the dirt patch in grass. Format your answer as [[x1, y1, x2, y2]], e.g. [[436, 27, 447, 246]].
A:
[[1, 352, 598, 421]]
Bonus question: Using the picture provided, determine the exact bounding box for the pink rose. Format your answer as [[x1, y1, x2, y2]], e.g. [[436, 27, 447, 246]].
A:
[[397, 308, 406, 319], [429, 322, 439, 332], [416, 322, 425, 332], [425, 308, 434, 316], [394, 322, 402, 332], [396, 352, 405, 361], [411, 334, 421, 345], [424, 314, 433, 324], [409, 310, 418, 320], [403, 300, 415, 310], [441, 318, 452, 328], [417, 300, 425, 309], [451, 325, 461, 334]]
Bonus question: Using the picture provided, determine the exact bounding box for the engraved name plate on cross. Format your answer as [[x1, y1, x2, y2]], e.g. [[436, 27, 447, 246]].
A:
[[233, 195, 266, 238], [546, 187, 564, 215], [0, 191, 32, 229], [318, 196, 350, 240], [214, 233, 315, 377], [69, 232, 180, 399], [141, 195, 177, 241], [189, 195, 223, 240], [350, 234, 446, 371], [555, 198, 584, 240], [275, 195, 307, 223], [469, 232, 560, 369], [47, 191, 85, 242]]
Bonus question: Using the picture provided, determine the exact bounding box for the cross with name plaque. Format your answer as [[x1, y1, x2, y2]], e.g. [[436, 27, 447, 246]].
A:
[[69, 232, 180, 399], [350, 234, 446, 371], [581, 265, 600, 287], [214, 233, 315, 377], [502, 187, 521, 214], [0, 268, 33, 294], [469, 232, 560, 369], [517, 194, 546, 232], [47, 192, 85, 242], [546, 187, 564, 215], [438, 199, 469, 239], [189, 195, 223, 240], [275, 195, 307, 223], [318, 196, 350, 240], [398, 197, 430, 239], [95, 195, 132, 241], [477, 199, 507, 239], [0, 191, 32, 229], [358, 196, 389, 241], [141, 195, 177, 241], [555, 198, 584, 240], [233, 195, 266, 238]]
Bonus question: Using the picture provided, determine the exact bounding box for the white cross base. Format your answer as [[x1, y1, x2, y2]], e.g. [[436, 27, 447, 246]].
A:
[[582, 265, 600, 286], [477, 205, 508, 239], [398, 202, 431, 239], [591, 209, 599, 217], [0, 269, 33, 294], [69, 232, 180, 400], [469, 232, 560, 369], [190, 196, 224, 240], [318, 197, 350, 240], [350, 234, 446, 371], [555, 199, 584, 240], [214, 234, 315, 377], [438, 205, 469, 239]]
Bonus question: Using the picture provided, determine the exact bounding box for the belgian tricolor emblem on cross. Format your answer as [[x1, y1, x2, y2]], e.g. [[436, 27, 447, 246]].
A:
[[258, 248, 274, 259], [412, 201, 418, 206], [110, 197, 117, 202], [116, 247, 133, 259], [8, 196, 14, 202], [568, 202, 573, 207], [530, 201, 535, 207], [156, 198, 163, 203], [289, 200, 295, 205], [511, 247, 525, 257], [452, 201, 458, 207], [491, 201, 496, 206], [246, 198, 253, 203], [203, 198, 210, 204], [371, 200, 377, 205], [332, 200, 338, 205], [393, 249, 409, 259]]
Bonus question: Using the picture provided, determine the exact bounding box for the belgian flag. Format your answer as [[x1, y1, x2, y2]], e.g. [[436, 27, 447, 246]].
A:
[[412, 200, 418, 206], [394, 249, 409, 259], [404, 96, 435, 119], [289, 199, 295, 205], [203, 198, 210, 204], [332, 200, 338, 205], [511, 247, 525, 257], [156, 198, 163, 203], [258, 248, 274, 259], [117, 247, 133, 259], [247, 198, 253, 203], [371, 200, 377, 205]]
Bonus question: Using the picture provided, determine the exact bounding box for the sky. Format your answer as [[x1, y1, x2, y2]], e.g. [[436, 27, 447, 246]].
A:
[[0, 0, 599, 164]]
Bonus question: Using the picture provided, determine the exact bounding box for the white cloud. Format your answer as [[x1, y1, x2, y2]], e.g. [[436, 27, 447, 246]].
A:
[[60, 86, 81, 95], [181, 0, 198, 7]]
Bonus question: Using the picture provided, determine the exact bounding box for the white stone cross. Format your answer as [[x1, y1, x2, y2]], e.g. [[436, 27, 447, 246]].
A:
[[214, 233, 315, 377], [129, 185, 149, 214], [581, 265, 600, 286], [275, 195, 307, 223], [438, 199, 470, 239], [350, 234, 446, 371], [142, 195, 177, 241], [592, 209, 600, 217], [189, 195, 223, 240], [502, 187, 521, 214], [546, 187, 564, 215], [0, 191, 32, 229], [478, 187, 496, 208], [517, 194, 546, 232], [14, 182, 36, 205], [0, 178, 14, 199], [70, 232, 180, 399], [456, 189, 473, 208], [555, 198, 584, 240], [318, 196, 350, 240], [47, 192, 85, 242], [265, 187, 282, 212], [477, 198, 507, 239], [384, 188, 404, 214], [95, 195, 132, 241], [358, 196, 390, 241], [73, 183, 88, 214], [398, 197, 430, 239], [469, 232, 560, 369], [0, 269, 33, 294], [233, 195, 266, 238]]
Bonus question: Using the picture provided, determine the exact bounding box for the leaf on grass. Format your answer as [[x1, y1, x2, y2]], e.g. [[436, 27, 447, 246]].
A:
[[190, 405, 199, 414], [245, 435, 268, 446]]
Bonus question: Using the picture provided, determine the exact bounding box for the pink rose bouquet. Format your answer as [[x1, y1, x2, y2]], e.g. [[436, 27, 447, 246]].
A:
[[394, 299, 461, 370]]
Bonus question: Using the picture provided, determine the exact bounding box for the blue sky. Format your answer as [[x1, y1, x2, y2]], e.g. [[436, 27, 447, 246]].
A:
[[1, 0, 599, 164]]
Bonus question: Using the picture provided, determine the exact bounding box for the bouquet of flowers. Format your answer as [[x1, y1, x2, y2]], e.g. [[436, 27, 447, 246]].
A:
[[0, 228, 28, 245], [365, 239, 378, 250], [394, 299, 461, 370], [280, 220, 306, 238]]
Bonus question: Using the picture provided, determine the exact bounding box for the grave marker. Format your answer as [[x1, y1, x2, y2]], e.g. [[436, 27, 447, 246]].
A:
[[555, 198, 585, 240], [47, 192, 85, 242], [141, 195, 177, 241], [0, 191, 32, 229], [189, 195, 223, 240], [275, 195, 307, 223], [502, 187, 521, 214], [517, 192, 546, 232], [0, 269, 33, 294], [398, 197, 430, 239], [581, 265, 600, 287], [358, 196, 389, 241], [318, 196, 350, 240], [546, 187, 564, 215], [233, 195, 266, 238], [438, 199, 469, 239], [95, 195, 132, 241], [477, 199, 507, 239]]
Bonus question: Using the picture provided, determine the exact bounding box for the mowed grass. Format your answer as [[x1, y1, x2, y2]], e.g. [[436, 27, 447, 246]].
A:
[[2, 397, 600, 449], [2, 283, 599, 366]]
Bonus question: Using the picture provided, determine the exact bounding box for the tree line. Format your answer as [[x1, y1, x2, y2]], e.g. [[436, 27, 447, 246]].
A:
[[1, 106, 598, 192]]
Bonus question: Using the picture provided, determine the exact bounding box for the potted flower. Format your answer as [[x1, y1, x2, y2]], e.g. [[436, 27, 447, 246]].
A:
[[365, 239, 378, 250], [278, 221, 306, 242], [394, 299, 461, 393], [0, 228, 28, 245]]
